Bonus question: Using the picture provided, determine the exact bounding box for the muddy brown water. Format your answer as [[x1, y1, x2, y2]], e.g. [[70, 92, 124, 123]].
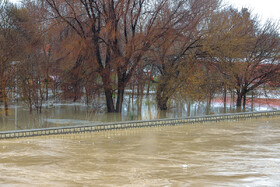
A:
[[1, 95, 279, 131], [1, 117, 280, 186]]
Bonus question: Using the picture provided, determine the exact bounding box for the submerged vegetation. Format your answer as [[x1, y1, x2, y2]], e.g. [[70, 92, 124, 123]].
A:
[[0, 0, 280, 115]]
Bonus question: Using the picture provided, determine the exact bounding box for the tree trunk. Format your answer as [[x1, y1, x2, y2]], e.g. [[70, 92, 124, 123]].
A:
[[137, 96, 142, 115], [127, 94, 131, 113], [157, 95, 169, 110], [46, 82, 48, 101], [131, 81, 134, 103], [243, 94, 246, 109], [104, 88, 115, 113], [3, 89, 8, 116], [206, 97, 211, 115], [223, 86, 227, 111], [137, 81, 140, 96], [101, 70, 116, 112], [139, 80, 144, 109], [251, 91, 254, 111], [159, 110, 167, 118], [156, 83, 168, 110], [236, 93, 242, 107], [236, 87, 248, 110], [116, 85, 125, 113], [45, 68, 49, 102], [116, 70, 129, 113], [230, 91, 234, 109], [187, 102, 191, 117]]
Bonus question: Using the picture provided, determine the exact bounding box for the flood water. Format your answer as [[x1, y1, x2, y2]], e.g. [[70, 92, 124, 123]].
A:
[[1, 117, 280, 186], [1, 96, 280, 131]]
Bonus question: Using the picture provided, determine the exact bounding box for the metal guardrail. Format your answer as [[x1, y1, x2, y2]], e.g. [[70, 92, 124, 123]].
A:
[[1, 110, 280, 139]]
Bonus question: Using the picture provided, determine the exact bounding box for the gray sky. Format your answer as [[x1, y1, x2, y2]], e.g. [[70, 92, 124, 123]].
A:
[[225, 0, 280, 24]]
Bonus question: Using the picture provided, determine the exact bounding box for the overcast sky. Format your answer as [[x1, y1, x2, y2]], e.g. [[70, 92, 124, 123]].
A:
[[9, 0, 280, 24], [225, 0, 280, 24]]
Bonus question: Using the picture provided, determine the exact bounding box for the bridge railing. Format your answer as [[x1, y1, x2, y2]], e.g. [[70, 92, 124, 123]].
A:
[[1, 110, 280, 139]]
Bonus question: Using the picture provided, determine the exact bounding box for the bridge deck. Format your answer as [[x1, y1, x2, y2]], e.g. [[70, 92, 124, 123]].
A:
[[1, 111, 280, 139]]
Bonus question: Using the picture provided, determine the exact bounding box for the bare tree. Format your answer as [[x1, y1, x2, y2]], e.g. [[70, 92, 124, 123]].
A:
[[147, 0, 220, 110], [0, 1, 26, 115], [205, 8, 280, 108], [39, 0, 188, 113]]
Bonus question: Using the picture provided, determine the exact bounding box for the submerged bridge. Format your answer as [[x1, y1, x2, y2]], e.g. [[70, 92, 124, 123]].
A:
[[1, 110, 280, 139]]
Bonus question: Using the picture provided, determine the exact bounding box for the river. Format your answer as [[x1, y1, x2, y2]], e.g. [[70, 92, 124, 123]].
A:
[[1, 117, 280, 186]]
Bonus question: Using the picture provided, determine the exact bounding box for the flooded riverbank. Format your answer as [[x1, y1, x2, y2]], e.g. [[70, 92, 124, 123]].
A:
[[1, 95, 280, 131], [1, 117, 280, 186]]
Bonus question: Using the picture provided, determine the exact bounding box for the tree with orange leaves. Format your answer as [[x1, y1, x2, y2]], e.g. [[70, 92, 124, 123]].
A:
[[40, 0, 189, 113], [204, 7, 280, 108], [0, 1, 28, 115], [147, 0, 220, 110]]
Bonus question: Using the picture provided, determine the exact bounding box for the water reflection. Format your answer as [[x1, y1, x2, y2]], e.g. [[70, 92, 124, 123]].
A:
[[1, 95, 280, 131], [0, 118, 280, 186]]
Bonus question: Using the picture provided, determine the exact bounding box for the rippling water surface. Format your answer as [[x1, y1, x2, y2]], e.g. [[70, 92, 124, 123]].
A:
[[1, 117, 280, 186]]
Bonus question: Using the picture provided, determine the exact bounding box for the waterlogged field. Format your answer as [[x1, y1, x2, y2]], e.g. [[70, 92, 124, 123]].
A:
[[0, 117, 280, 186]]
